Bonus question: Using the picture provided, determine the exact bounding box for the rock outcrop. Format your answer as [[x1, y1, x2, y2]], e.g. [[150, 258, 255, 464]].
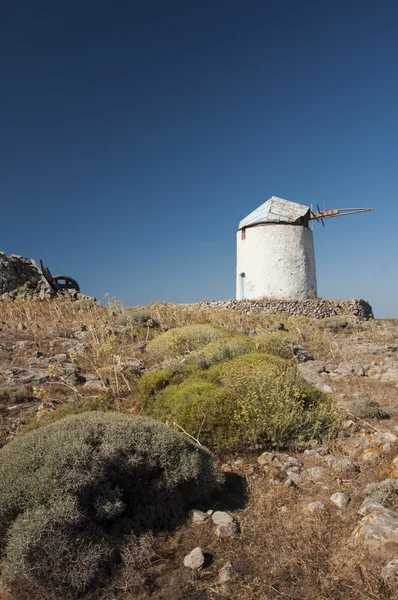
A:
[[0, 253, 94, 301]]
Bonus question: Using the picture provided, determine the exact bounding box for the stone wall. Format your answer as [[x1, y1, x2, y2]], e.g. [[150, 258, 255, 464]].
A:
[[196, 298, 373, 320], [0, 253, 94, 301]]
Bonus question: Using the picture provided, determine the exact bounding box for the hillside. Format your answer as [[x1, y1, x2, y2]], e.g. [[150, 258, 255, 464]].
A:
[[1, 299, 398, 600]]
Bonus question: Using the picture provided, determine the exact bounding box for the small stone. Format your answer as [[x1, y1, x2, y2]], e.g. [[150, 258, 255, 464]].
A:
[[183, 547, 205, 569], [211, 511, 234, 525], [330, 492, 351, 508], [362, 448, 380, 462], [306, 466, 326, 482], [216, 562, 233, 584], [323, 455, 359, 473], [303, 501, 326, 513], [190, 509, 209, 524], [257, 451, 274, 466], [381, 558, 398, 583], [285, 471, 300, 486]]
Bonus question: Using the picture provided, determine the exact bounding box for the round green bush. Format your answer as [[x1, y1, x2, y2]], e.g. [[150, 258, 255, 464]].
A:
[[0, 412, 223, 599], [153, 380, 241, 450], [184, 335, 254, 368], [145, 324, 233, 364], [137, 366, 200, 411], [136, 368, 175, 411], [252, 331, 298, 359]]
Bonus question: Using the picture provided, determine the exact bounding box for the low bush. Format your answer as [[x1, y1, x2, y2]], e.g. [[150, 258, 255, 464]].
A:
[[136, 368, 176, 411], [142, 353, 342, 452], [153, 380, 241, 450], [252, 331, 297, 359], [136, 365, 200, 412], [183, 335, 254, 368], [213, 353, 342, 448], [0, 411, 223, 599], [349, 399, 390, 420], [0, 384, 33, 404], [145, 323, 233, 364], [203, 351, 288, 385]]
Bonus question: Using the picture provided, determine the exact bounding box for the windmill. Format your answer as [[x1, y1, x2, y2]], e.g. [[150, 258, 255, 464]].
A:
[[236, 197, 372, 301]]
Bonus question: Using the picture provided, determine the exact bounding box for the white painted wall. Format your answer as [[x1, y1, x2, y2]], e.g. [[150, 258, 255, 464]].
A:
[[236, 224, 317, 300]]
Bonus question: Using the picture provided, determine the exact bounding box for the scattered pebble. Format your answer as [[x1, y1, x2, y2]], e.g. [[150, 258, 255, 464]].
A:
[[216, 562, 233, 584], [190, 509, 209, 524], [330, 492, 351, 509], [183, 547, 205, 569], [211, 511, 234, 525], [215, 521, 238, 538], [306, 466, 326, 482]]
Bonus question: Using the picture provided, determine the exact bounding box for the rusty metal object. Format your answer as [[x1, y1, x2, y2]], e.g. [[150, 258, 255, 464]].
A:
[[40, 260, 80, 293]]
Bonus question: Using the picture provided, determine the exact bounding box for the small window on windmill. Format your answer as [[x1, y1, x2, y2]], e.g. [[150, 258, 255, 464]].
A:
[[241, 228, 246, 240]]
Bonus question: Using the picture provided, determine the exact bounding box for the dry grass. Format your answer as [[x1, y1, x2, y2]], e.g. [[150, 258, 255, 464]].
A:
[[1, 300, 398, 599]]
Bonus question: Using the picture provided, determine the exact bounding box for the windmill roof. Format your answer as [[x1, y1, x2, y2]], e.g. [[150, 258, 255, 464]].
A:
[[239, 196, 310, 229]]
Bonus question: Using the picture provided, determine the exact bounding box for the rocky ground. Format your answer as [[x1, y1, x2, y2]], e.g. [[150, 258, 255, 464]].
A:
[[1, 301, 398, 599]]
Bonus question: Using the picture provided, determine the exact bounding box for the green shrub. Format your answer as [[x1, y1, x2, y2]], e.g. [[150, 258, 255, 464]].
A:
[[0, 412, 223, 599], [153, 380, 241, 450], [252, 331, 297, 359], [214, 353, 342, 449], [137, 366, 200, 412], [0, 384, 33, 404], [140, 353, 342, 452], [136, 368, 175, 411], [184, 335, 254, 368], [349, 399, 390, 420], [145, 324, 233, 364], [203, 351, 288, 385]]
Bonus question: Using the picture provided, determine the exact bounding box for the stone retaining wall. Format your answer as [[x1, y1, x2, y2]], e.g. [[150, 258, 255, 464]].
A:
[[195, 298, 373, 320]]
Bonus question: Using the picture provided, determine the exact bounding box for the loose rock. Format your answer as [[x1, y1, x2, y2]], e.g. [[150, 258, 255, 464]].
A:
[[183, 547, 205, 569], [211, 511, 234, 525], [381, 558, 398, 583], [190, 509, 209, 524], [330, 492, 351, 508], [216, 562, 233, 584], [353, 511, 398, 546], [215, 521, 238, 538]]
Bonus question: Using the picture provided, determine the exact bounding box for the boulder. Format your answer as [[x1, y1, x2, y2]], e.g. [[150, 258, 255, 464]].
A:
[[298, 361, 333, 394], [353, 511, 398, 546]]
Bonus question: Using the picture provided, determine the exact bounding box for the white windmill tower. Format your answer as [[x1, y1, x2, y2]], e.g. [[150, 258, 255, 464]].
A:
[[236, 196, 372, 301]]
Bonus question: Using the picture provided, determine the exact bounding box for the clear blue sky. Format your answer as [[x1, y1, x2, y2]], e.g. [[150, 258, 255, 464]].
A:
[[1, 1, 397, 317]]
